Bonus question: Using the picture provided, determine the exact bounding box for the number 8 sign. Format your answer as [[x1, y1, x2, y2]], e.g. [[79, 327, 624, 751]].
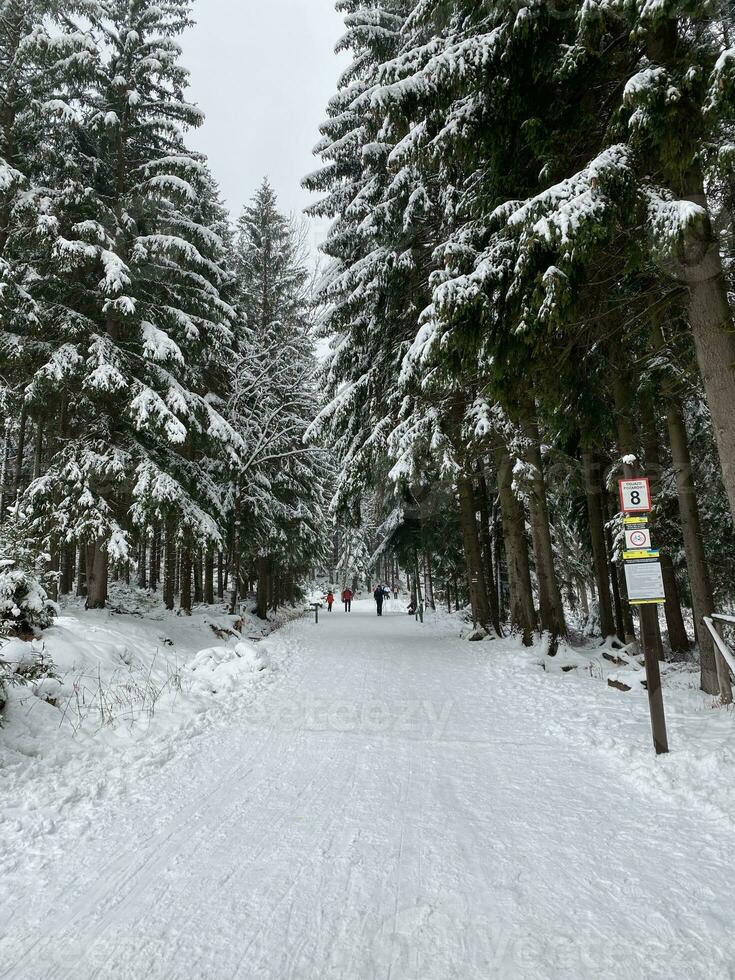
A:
[[618, 478, 652, 514]]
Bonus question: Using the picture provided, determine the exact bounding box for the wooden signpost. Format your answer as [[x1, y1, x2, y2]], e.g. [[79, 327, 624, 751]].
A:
[[618, 479, 669, 755]]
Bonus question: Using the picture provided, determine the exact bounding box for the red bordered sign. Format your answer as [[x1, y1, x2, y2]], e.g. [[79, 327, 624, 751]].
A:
[[618, 478, 652, 514]]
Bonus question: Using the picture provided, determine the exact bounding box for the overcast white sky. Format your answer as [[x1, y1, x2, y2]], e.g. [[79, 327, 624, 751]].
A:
[[182, 0, 349, 250]]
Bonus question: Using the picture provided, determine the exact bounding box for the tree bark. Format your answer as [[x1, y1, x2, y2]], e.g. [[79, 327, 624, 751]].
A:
[[137, 539, 148, 589], [228, 493, 242, 615], [605, 515, 627, 644], [256, 555, 269, 620], [678, 178, 735, 527], [640, 392, 690, 655], [456, 472, 493, 632], [76, 546, 87, 598], [163, 519, 176, 611], [582, 451, 616, 639], [476, 470, 502, 634], [0, 421, 10, 523], [85, 540, 108, 610], [666, 395, 731, 700], [204, 547, 215, 605], [493, 445, 535, 644], [520, 409, 566, 642], [424, 552, 436, 610], [13, 404, 26, 497], [578, 578, 590, 619], [32, 422, 43, 481], [149, 527, 160, 592], [60, 545, 75, 597], [180, 545, 192, 614], [194, 552, 203, 603]]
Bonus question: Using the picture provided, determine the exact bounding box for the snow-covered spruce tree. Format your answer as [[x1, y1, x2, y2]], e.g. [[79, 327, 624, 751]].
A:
[[303, 0, 415, 524], [0, 1, 100, 528], [0, 522, 55, 637], [12, 0, 242, 609], [336, 525, 372, 593], [305, 2, 492, 626], [227, 182, 327, 617], [617, 1, 735, 524]]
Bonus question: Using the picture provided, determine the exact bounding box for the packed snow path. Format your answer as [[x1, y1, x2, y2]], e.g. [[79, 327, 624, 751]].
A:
[[3, 600, 734, 979]]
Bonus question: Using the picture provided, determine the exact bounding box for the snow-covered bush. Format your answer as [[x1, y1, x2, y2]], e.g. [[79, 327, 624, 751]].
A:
[[0, 555, 57, 717], [0, 558, 56, 638]]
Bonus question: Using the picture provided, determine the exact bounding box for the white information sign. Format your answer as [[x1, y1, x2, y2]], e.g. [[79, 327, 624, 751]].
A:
[[619, 478, 652, 513], [624, 559, 665, 604], [625, 527, 652, 550]]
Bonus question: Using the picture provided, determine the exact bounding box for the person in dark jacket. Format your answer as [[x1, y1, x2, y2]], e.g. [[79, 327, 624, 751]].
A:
[[374, 585, 385, 616], [342, 587, 353, 612]]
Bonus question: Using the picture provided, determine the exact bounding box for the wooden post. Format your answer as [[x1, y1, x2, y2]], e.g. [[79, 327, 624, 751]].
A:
[[640, 604, 669, 754]]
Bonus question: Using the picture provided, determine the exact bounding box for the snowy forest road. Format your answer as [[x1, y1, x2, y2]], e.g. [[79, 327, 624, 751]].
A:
[[3, 601, 734, 980]]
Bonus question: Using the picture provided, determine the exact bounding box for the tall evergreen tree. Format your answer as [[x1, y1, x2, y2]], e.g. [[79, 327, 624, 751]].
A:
[[11, 0, 242, 608]]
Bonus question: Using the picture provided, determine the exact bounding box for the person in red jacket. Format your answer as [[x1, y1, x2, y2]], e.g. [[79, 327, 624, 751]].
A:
[[342, 587, 353, 612], [326, 591, 334, 612]]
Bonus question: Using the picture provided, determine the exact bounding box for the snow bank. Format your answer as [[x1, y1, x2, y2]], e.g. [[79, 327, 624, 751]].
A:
[[0, 586, 303, 859], [188, 640, 269, 694], [506, 635, 735, 836]]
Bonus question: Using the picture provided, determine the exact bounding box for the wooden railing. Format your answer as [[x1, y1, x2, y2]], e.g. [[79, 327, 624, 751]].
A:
[[703, 614, 735, 680]]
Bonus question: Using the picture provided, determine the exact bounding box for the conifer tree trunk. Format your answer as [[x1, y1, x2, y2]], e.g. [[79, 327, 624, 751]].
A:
[[256, 555, 269, 620], [85, 540, 108, 610], [678, 179, 735, 527], [476, 470, 502, 634], [456, 472, 493, 632], [520, 408, 566, 642], [205, 548, 215, 605], [492, 501, 504, 622], [76, 547, 86, 598], [582, 450, 616, 638], [414, 552, 424, 612], [666, 395, 731, 700], [32, 422, 43, 480], [137, 539, 148, 589], [149, 528, 160, 592], [217, 552, 224, 601], [644, 23, 735, 522], [180, 545, 192, 614], [493, 446, 535, 644], [229, 494, 242, 616], [0, 421, 9, 523], [605, 516, 627, 644], [578, 578, 590, 619], [194, 552, 203, 603], [424, 552, 436, 610], [640, 394, 690, 655], [163, 519, 176, 611], [13, 405, 26, 497], [48, 540, 59, 603], [60, 545, 75, 597]]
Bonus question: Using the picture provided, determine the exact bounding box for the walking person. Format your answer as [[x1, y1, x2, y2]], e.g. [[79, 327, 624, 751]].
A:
[[373, 584, 385, 617], [342, 587, 353, 612], [326, 590, 334, 613]]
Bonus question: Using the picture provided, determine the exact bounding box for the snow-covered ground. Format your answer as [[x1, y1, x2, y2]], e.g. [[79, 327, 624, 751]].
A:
[[1, 598, 734, 979]]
